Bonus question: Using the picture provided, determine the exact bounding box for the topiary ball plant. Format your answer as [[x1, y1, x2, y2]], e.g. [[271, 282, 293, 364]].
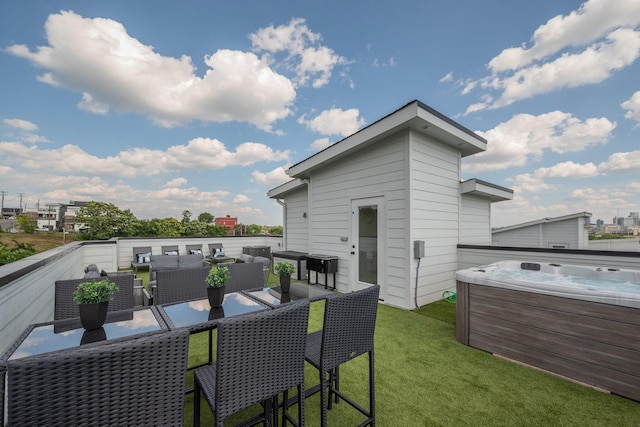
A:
[[274, 261, 295, 276], [206, 265, 231, 288], [73, 279, 119, 304]]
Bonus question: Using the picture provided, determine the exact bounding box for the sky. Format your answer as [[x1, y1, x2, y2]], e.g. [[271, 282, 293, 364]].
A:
[[1, 0, 639, 228]]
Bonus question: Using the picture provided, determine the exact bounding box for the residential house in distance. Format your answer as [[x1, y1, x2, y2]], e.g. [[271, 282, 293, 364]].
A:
[[24, 203, 61, 230], [268, 100, 513, 309], [62, 201, 90, 232]]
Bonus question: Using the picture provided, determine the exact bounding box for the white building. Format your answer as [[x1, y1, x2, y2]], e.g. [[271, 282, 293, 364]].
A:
[[491, 212, 592, 249], [268, 100, 512, 309]]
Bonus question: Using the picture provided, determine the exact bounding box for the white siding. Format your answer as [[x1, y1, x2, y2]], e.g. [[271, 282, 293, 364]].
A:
[[308, 130, 408, 305], [284, 187, 309, 252], [544, 220, 577, 248], [492, 218, 588, 249], [409, 131, 462, 307], [492, 226, 541, 247], [460, 194, 491, 245]]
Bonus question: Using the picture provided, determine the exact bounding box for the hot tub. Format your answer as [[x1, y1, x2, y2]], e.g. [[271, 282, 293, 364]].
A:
[[455, 260, 640, 401]]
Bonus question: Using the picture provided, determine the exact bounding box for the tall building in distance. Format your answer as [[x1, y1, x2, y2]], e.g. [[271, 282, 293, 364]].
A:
[[214, 214, 237, 235]]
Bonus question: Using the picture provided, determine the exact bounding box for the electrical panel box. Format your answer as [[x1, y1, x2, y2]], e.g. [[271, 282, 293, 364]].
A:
[[414, 240, 425, 258]]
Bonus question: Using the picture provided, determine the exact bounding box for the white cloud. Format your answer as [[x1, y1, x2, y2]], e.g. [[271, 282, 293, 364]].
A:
[[249, 17, 348, 88], [310, 137, 331, 151], [461, 0, 640, 111], [489, 28, 640, 108], [488, 0, 640, 72], [298, 107, 364, 137], [251, 166, 290, 186], [536, 161, 599, 178], [621, 90, 640, 122], [3, 118, 38, 131], [0, 137, 290, 178], [165, 177, 188, 188], [77, 92, 109, 114], [439, 72, 453, 83], [233, 194, 250, 204], [510, 173, 556, 193], [598, 150, 640, 172], [463, 111, 615, 173], [6, 11, 296, 131]]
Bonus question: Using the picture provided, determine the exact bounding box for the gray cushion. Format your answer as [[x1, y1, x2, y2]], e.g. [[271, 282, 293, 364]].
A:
[[150, 255, 179, 270], [253, 256, 271, 269], [179, 254, 205, 269], [237, 254, 254, 263]]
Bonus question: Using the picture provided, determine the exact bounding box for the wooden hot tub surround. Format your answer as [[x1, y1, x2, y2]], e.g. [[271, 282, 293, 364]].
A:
[[456, 279, 640, 402]]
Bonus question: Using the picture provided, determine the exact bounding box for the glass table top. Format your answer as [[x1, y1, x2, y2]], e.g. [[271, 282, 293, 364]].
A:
[[158, 292, 267, 331], [243, 284, 334, 308], [6, 308, 166, 361]]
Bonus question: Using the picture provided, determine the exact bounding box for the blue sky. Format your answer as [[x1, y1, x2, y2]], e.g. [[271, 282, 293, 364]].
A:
[[1, 0, 639, 228]]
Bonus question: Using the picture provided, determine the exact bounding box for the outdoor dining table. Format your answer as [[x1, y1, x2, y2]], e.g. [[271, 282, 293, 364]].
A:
[[241, 284, 332, 308], [0, 306, 168, 364], [155, 291, 269, 333], [0, 306, 168, 423]]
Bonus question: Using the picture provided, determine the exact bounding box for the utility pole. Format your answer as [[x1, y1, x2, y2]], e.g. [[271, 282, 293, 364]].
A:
[[17, 193, 25, 215], [0, 190, 6, 218]]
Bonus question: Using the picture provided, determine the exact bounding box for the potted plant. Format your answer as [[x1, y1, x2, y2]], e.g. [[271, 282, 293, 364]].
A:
[[274, 261, 295, 293], [206, 265, 231, 307], [73, 279, 119, 330]]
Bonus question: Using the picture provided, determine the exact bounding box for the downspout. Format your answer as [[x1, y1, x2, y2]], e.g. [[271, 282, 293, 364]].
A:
[[276, 198, 287, 250]]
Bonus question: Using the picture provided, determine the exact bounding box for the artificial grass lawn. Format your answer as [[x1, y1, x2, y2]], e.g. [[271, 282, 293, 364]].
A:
[[180, 290, 640, 426]]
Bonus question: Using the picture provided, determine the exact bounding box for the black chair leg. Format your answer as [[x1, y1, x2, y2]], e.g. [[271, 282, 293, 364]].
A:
[[334, 366, 340, 404], [194, 381, 201, 427], [320, 370, 328, 427], [369, 351, 376, 426]]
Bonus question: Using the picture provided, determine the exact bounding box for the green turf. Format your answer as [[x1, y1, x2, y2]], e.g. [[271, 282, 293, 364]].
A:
[[182, 299, 640, 426]]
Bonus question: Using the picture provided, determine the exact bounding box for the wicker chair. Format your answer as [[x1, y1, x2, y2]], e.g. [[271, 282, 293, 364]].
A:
[[161, 244, 180, 255], [193, 299, 310, 427], [131, 246, 152, 272], [6, 329, 189, 426], [54, 275, 135, 320], [154, 266, 209, 305], [186, 243, 204, 255], [224, 262, 265, 293], [305, 285, 380, 427], [208, 243, 234, 262]]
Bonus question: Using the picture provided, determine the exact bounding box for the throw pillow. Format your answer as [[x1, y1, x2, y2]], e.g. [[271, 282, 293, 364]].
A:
[[190, 249, 202, 255], [214, 248, 225, 257], [164, 250, 178, 256]]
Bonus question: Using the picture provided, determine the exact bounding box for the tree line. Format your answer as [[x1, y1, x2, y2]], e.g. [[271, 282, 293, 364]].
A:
[[76, 201, 283, 240]]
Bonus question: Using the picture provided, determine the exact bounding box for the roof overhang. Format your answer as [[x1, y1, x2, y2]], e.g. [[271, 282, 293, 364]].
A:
[[287, 100, 487, 180], [492, 212, 592, 233], [460, 179, 513, 203], [267, 179, 308, 199]]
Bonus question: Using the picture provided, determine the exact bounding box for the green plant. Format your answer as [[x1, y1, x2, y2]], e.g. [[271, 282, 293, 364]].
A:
[[274, 261, 295, 276], [206, 265, 231, 288], [72, 279, 119, 304]]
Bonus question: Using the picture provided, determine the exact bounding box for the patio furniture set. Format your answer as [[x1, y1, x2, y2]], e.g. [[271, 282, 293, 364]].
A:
[[136, 243, 271, 305], [1, 268, 380, 426]]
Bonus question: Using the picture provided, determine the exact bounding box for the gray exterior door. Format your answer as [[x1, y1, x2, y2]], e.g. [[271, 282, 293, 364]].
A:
[[350, 197, 385, 296]]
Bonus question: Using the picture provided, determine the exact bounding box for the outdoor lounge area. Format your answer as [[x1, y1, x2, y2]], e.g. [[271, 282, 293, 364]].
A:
[[1, 237, 639, 426]]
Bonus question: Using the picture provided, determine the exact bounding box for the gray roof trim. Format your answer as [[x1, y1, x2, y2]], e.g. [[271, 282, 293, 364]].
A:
[[286, 100, 487, 179], [460, 178, 513, 203], [267, 179, 307, 199]]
